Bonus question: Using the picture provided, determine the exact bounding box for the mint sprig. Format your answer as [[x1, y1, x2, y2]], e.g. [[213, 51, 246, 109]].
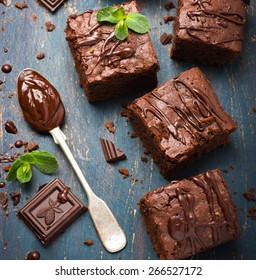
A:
[[6, 150, 59, 184], [96, 6, 150, 40]]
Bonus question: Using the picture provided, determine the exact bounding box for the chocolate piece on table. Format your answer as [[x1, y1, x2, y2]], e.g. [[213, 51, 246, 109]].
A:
[[18, 178, 87, 246], [1, 64, 12, 73], [163, 14, 175, 24], [10, 192, 21, 206], [65, 1, 160, 102], [17, 69, 65, 133], [15, 2, 28, 9], [160, 32, 173, 45], [100, 138, 127, 163], [138, 169, 240, 260], [171, 0, 248, 64], [25, 251, 40, 260], [4, 120, 18, 134], [164, 1, 175, 10], [38, 0, 65, 12], [128, 67, 237, 179]]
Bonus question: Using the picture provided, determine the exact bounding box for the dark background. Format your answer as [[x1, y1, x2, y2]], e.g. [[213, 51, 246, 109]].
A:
[[0, 0, 255, 260]]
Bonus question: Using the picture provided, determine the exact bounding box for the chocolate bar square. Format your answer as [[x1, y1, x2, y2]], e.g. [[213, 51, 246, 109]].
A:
[[18, 178, 87, 246]]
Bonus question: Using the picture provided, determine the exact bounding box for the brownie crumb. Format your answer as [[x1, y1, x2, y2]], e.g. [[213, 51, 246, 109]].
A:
[[243, 188, 256, 202], [141, 156, 148, 163], [163, 14, 175, 24], [84, 240, 94, 246], [121, 108, 130, 117], [246, 206, 256, 220], [15, 1, 28, 9], [164, 1, 175, 10], [160, 32, 173, 45], [105, 121, 115, 133], [128, 131, 137, 138], [36, 52, 45, 59], [10, 192, 21, 206], [45, 21, 56, 32], [118, 168, 130, 178]]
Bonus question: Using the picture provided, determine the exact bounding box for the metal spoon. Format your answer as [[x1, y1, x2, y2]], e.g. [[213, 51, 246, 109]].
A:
[[17, 68, 127, 253]]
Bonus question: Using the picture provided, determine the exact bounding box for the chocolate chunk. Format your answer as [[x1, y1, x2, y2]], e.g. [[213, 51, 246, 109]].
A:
[[83, 240, 94, 246], [14, 140, 24, 148], [0, 182, 6, 188], [2, 165, 11, 172], [15, 1, 28, 9], [164, 1, 175, 10], [1, 64, 12, 73], [163, 14, 175, 24], [17, 69, 65, 132], [4, 120, 18, 134], [26, 141, 39, 151], [18, 178, 87, 246], [160, 32, 173, 45], [38, 0, 66, 12], [100, 138, 126, 163], [45, 21, 56, 32], [0, 192, 8, 209], [10, 192, 21, 206], [36, 52, 45, 59], [104, 121, 115, 133], [25, 251, 40, 260]]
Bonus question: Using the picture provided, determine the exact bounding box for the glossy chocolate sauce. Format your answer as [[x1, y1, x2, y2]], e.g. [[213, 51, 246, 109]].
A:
[[168, 171, 238, 258], [143, 78, 224, 145], [17, 69, 65, 133], [66, 11, 135, 75]]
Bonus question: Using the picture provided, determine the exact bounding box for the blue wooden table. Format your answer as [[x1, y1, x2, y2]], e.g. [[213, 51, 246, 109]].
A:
[[0, 0, 256, 260]]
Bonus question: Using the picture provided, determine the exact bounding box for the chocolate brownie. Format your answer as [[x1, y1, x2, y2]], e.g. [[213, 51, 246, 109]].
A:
[[65, 1, 160, 102], [171, 0, 247, 64], [138, 169, 240, 260], [128, 67, 237, 179]]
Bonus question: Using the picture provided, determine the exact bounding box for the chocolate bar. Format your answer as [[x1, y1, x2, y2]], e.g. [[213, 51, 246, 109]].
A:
[[39, 0, 66, 12], [18, 178, 87, 246], [100, 138, 127, 163]]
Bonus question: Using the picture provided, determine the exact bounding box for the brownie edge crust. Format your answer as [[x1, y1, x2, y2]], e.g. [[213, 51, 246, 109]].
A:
[[65, 1, 160, 102], [128, 67, 237, 179], [138, 170, 240, 260]]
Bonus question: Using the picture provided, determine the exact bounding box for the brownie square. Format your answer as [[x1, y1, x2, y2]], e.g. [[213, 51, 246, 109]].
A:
[[128, 67, 237, 179], [138, 169, 240, 260], [65, 1, 160, 102], [171, 0, 248, 64]]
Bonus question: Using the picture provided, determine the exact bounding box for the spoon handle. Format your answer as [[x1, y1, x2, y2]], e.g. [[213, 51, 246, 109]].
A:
[[50, 127, 127, 253]]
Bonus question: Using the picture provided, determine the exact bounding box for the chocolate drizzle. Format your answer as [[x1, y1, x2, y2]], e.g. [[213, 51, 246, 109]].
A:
[[168, 171, 238, 258], [66, 11, 135, 75], [143, 78, 225, 145], [17, 69, 65, 132], [181, 0, 246, 45]]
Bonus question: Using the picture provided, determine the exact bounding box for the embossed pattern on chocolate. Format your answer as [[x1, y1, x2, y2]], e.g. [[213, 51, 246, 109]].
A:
[[138, 169, 240, 260]]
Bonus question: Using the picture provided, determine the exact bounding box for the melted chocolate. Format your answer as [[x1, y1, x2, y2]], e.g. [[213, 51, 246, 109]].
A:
[[66, 12, 135, 75], [17, 69, 65, 132], [143, 78, 224, 145], [4, 120, 18, 134], [167, 171, 238, 258], [181, 0, 246, 45]]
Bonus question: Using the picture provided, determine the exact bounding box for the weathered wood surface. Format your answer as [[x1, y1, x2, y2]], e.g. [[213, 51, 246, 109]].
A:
[[0, 0, 256, 260]]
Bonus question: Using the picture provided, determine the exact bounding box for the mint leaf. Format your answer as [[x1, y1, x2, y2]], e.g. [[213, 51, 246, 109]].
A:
[[6, 159, 22, 181], [115, 19, 128, 41], [20, 153, 36, 164], [126, 12, 150, 34], [30, 150, 59, 174], [112, 7, 125, 21], [97, 6, 120, 24], [17, 164, 32, 184]]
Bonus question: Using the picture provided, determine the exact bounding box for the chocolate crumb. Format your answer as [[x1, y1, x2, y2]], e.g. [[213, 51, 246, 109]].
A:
[[105, 121, 115, 133], [8, 92, 14, 98], [164, 1, 175, 10], [0, 182, 6, 188], [128, 131, 137, 138], [36, 52, 45, 59], [0, 192, 8, 209], [14, 140, 24, 148], [45, 21, 56, 32], [10, 192, 21, 206], [118, 168, 130, 178], [160, 32, 173, 45], [141, 156, 148, 163], [131, 177, 138, 182], [83, 240, 94, 246], [163, 14, 175, 24], [246, 206, 256, 220], [26, 141, 39, 151], [0, 80, 4, 85], [144, 149, 150, 155], [4, 120, 18, 134], [243, 188, 256, 202], [15, 1, 28, 9], [2, 165, 11, 172], [3, 47, 8, 53], [120, 108, 129, 117]]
